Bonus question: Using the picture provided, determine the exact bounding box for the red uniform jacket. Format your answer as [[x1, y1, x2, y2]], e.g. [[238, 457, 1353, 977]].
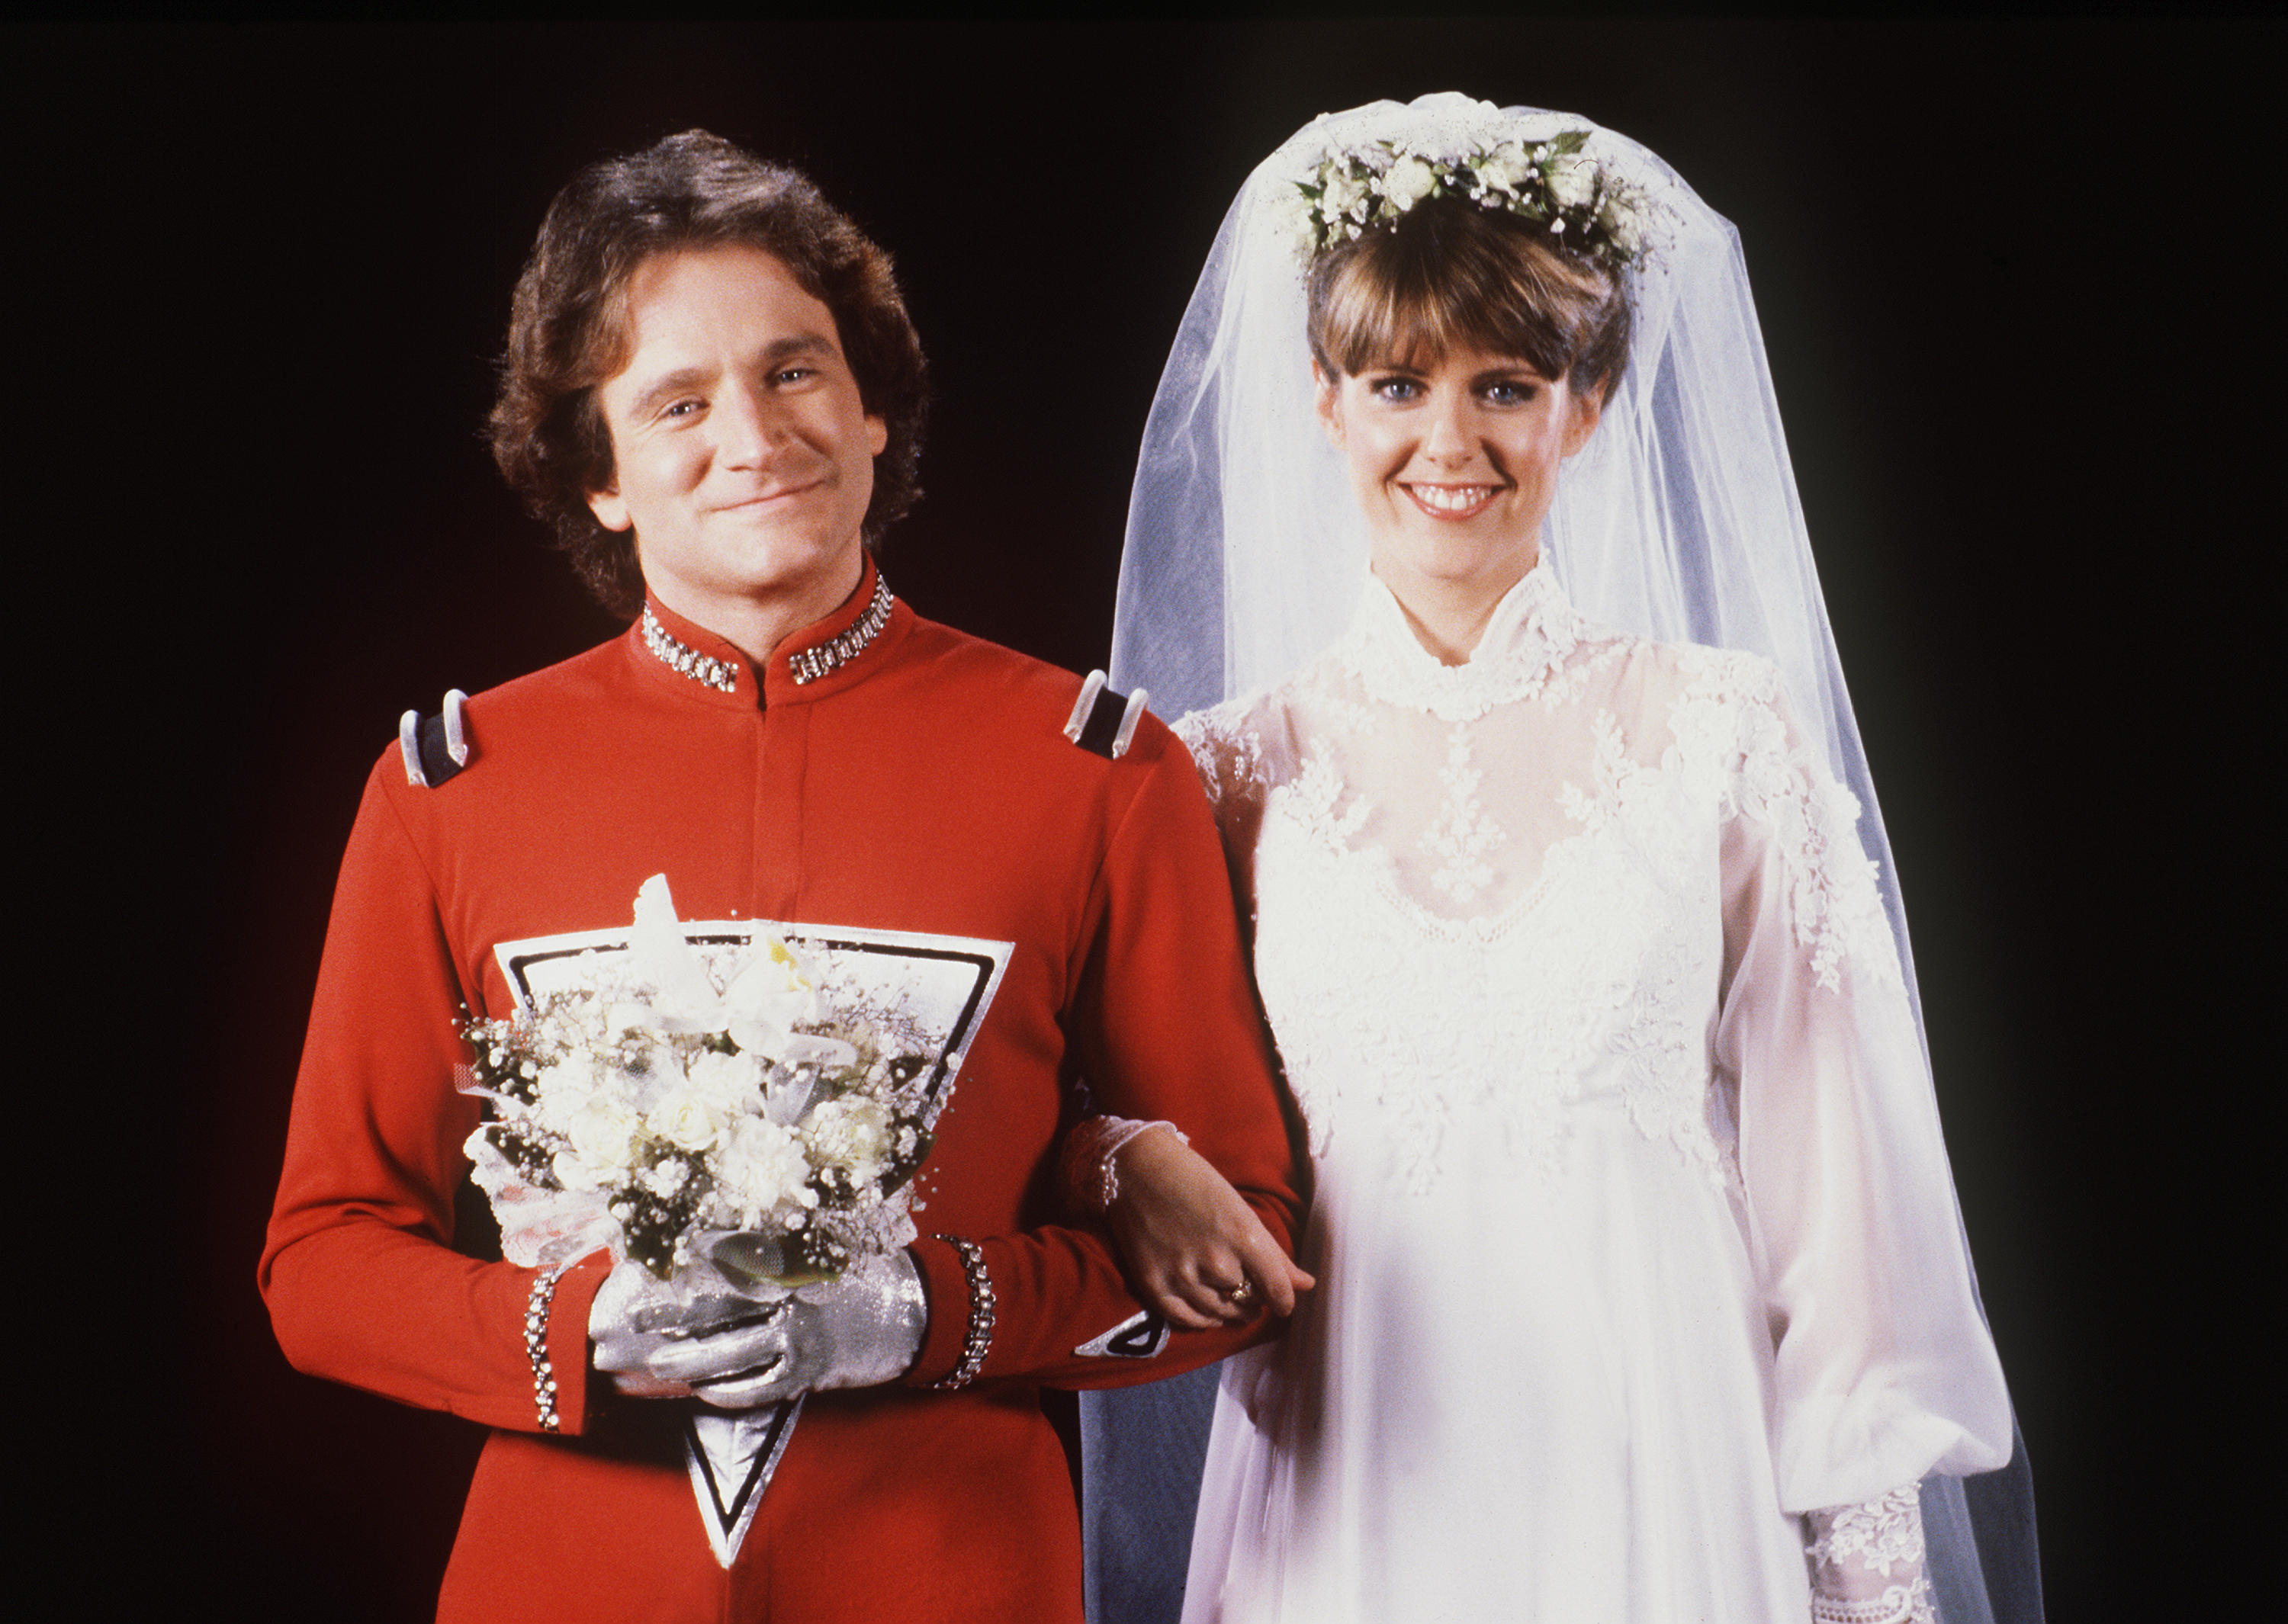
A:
[[262, 563, 1304, 1622]]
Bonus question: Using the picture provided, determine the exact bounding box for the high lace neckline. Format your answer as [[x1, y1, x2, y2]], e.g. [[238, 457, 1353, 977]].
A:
[[1336, 560, 1589, 721]]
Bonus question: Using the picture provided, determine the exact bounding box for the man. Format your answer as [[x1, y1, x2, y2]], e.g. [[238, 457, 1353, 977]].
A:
[[262, 130, 1303, 1622]]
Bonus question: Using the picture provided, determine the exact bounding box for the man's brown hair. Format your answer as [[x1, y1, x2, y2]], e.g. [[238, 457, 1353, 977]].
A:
[[490, 130, 929, 616]]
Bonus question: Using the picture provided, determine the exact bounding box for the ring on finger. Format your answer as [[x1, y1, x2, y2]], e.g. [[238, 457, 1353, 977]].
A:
[[1220, 1279, 1255, 1309]]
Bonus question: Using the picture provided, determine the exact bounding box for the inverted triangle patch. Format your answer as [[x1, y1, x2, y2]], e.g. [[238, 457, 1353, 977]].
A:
[[683, 1397, 805, 1568]]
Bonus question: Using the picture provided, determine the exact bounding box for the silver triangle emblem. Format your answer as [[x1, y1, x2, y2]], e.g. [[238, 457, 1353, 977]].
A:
[[1074, 1309, 1171, 1359], [683, 1397, 805, 1568]]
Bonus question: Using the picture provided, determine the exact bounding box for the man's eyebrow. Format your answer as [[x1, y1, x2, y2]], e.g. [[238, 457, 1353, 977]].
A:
[[760, 332, 837, 365], [627, 366, 712, 421], [625, 335, 839, 420]]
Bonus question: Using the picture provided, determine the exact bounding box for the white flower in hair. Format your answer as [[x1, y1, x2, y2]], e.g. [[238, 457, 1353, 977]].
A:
[[1546, 152, 1599, 210], [1321, 167, 1370, 219], [1381, 155, 1440, 210], [1600, 193, 1647, 257], [1476, 142, 1537, 194]]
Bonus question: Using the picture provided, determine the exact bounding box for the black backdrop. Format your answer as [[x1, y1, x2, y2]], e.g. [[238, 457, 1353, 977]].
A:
[[18, 19, 2270, 1620]]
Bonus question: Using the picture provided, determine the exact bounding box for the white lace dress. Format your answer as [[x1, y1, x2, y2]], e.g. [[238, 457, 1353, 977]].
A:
[[1174, 565, 2013, 1623]]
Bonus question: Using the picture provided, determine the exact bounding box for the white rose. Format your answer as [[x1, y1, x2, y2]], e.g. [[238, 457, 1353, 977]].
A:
[[716, 1114, 818, 1228], [1546, 153, 1599, 210], [1600, 193, 1645, 256], [646, 1082, 731, 1154], [802, 1096, 894, 1186], [1380, 156, 1439, 211], [563, 1093, 643, 1176], [1477, 143, 1536, 194], [1319, 168, 1368, 217]]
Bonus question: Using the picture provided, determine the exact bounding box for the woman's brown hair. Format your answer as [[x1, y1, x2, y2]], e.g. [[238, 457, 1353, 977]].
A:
[[1306, 195, 1631, 404]]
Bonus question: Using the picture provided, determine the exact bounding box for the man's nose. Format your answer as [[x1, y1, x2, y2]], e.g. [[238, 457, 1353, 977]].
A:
[[717, 382, 788, 464]]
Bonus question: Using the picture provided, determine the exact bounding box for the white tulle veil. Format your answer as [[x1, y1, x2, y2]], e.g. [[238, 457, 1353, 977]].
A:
[[1092, 94, 2040, 1624], [1113, 94, 1898, 974]]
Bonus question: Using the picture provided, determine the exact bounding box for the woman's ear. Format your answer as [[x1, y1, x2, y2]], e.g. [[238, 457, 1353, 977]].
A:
[[1313, 361, 1345, 448], [1560, 379, 1605, 458]]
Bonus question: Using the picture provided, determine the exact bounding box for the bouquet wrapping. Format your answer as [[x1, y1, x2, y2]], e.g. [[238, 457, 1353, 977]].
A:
[[460, 874, 1012, 1562]]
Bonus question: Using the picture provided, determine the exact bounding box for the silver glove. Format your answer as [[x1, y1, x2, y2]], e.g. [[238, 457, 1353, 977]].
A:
[[589, 1248, 926, 1410]]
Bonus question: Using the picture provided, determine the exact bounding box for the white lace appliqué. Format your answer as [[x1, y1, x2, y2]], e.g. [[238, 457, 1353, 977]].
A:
[[1804, 1486, 1936, 1624], [1669, 649, 1901, 996], [1178, 567, 1900, 1198], [1422, 726, 1504, 905]]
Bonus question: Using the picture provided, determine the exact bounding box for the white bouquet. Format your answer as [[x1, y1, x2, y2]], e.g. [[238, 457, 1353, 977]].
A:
[[461, 875, 1008, 1295]]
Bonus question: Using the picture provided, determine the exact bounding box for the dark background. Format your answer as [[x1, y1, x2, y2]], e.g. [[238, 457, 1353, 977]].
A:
[[18, 18, 2269, 1619]]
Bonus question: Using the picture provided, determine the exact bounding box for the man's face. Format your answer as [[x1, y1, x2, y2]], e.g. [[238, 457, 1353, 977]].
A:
[[586, 244, 888, 630]]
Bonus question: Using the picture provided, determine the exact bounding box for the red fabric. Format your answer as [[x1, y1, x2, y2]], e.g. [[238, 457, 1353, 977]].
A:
[[261, 561, 1304, 1622]]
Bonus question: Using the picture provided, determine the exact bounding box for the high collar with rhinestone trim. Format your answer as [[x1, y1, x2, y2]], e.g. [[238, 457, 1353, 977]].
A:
[[638, 572, 898, 695]]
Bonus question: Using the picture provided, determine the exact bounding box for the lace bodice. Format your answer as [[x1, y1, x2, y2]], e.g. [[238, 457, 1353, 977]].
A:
[[1178, 566, 1900, 1196], [1173, 565, 2010, 1530]]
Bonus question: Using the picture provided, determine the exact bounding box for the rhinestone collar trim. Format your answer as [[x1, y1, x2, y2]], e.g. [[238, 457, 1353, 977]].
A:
[[641, 605, 740, 693], [789, 573, 896, 686], [639, 572, 897, 694]]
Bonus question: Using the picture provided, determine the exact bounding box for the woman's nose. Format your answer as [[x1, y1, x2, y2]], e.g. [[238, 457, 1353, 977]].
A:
[[1420, 393, 1477, 464]]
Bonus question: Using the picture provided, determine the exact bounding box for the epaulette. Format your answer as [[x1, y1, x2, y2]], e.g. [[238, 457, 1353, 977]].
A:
[[399, 688, 473, 788], [1063, 670, 1149, 760]]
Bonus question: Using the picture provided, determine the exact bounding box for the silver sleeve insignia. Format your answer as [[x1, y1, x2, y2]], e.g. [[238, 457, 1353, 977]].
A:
[[399, 688, 472, 788], [1064, 669, 1149, 760]]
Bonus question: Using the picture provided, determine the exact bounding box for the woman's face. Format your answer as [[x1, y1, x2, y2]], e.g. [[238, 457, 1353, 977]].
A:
[[1316, 345, 1602, 605]]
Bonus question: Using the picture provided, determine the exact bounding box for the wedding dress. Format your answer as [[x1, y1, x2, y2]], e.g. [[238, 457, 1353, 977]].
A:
[[1168, 563, 2010, 1622], [1083, 95, 2039, 1624]]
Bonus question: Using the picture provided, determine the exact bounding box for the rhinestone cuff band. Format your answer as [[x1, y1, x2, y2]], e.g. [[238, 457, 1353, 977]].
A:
[[929, 1236, 996, 1390], [641, 605, 740, 693], [525, 1260, 571, 1433], [789, 573, 895, 685]]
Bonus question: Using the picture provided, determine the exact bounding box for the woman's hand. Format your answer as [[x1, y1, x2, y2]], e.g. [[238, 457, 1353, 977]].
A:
[[1107, 1126, 1314, 1329]]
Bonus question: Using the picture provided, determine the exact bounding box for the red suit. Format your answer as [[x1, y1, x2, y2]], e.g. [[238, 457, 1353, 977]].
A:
[[262, 560, 1304, 1622]]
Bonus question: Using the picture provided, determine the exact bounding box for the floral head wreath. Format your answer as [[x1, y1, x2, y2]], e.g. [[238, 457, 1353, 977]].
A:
[[1287, 127, 1655, 271]]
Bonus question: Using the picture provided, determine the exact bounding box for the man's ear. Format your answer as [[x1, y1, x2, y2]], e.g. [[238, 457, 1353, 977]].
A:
[[1560, 379, 1605, 458], [587, 485, 633, 533], [865, 414, 888, 458], [1312, 361, 1344, 449]]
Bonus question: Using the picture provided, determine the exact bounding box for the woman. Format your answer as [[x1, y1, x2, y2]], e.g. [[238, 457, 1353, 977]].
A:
[[1075, 96, 2035, 1624]]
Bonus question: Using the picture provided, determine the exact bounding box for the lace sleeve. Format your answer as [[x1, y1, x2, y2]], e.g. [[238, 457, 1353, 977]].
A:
[[1059, 1116, 1189, 1216], [1804, 1487, 1935, 1624], [1697, 653, 1898, 994], [1171, 701, 1267, 817], [1172, 700, 1277, 929], [1706, 657, 2013, 1513]]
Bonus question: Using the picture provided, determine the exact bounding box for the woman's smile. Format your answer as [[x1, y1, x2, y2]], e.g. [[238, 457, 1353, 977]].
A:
[[1317, 344, 1602, 658], [1400, 481, 1505, 519]]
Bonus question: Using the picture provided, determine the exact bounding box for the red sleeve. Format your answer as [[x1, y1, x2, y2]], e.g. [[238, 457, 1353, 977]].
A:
[[258, 757, 612, 1436], [902, 718, 1306, 1391]]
